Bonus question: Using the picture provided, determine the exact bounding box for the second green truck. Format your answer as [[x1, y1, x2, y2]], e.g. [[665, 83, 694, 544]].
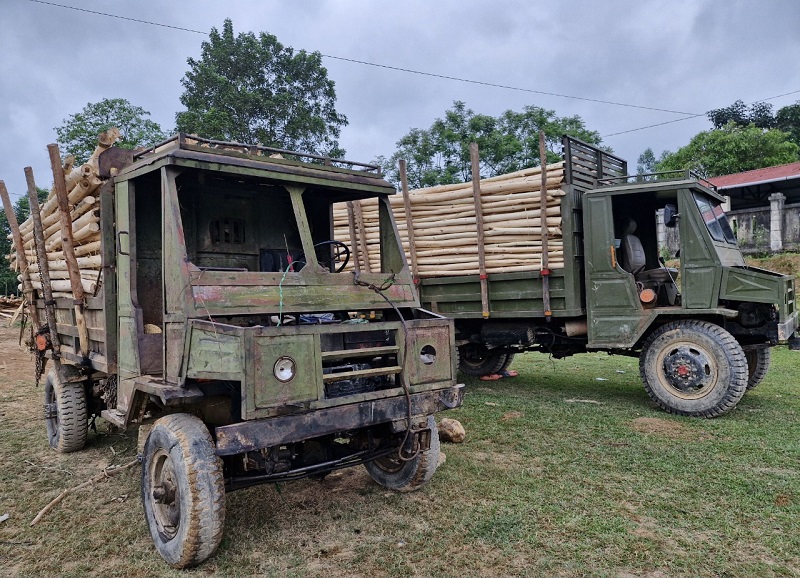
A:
[[390, 137, 797, 417]]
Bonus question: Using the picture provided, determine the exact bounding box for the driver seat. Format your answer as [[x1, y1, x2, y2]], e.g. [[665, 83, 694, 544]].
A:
[[621, 219, 646, 275]]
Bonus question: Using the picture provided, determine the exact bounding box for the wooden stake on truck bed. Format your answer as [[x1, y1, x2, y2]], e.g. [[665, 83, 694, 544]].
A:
[[469, 143, 490, 318], [0, 180, 40, 329], [399, 159, 420, 282], [48, 143, 89, 358], [25, 167, 62, 362], [538, 131, 552, 320]]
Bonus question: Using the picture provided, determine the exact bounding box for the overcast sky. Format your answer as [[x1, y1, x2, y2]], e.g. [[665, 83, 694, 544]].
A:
[[2, 0, 799, 202]]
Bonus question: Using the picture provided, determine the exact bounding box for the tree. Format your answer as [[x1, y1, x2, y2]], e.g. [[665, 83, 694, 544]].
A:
[[776, 101, 800, 146], [656, 122, 799, 178], [175, 19, 348, 158], [55, 98, 167, 164], [380, 101, 604, 189], [707, 100, 776, 130], [1, 188, 48, 296]]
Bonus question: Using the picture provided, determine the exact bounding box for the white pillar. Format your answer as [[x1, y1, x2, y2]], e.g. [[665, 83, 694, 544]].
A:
[[769, 192, 785, 252]]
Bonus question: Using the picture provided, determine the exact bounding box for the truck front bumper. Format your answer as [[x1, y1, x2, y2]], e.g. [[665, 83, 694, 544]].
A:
[[214, 384, 465, 456]]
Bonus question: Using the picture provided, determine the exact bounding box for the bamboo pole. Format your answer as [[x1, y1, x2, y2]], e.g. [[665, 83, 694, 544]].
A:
[[470, 143, 490, 319], [539, 131, 552, 320], [345, 201, 361, 275], [352, 201, 372, 274], [0, 181, 40, 329], [25, 167, 62, 363], [399, 159, 419, 281], [49, 143, 89, 358]]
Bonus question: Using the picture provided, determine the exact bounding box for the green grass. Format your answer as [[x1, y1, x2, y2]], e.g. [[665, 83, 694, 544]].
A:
[[1, 343, 799, 576]]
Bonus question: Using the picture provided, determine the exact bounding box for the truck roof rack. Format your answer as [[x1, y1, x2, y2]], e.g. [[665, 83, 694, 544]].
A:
[[134, 133, 383, 175]]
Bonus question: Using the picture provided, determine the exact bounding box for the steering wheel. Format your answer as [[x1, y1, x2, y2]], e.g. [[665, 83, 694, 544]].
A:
[[293, 240, 351, 273]]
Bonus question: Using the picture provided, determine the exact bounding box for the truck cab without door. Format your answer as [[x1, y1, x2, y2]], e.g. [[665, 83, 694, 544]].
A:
[[11, 134, 463, 568]]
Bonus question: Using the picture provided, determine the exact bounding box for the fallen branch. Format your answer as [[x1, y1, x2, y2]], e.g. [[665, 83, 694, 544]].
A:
[[30, 458, 138, 526]]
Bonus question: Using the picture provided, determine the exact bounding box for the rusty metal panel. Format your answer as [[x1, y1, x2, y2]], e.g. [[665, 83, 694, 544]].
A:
[[184, 325, 243, 381], [404, 325, 454, 386], [245, 333, 321, 419], [215, 385, 465, 456]]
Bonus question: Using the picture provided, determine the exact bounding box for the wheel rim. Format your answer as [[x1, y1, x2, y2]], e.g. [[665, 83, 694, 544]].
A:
[[149, 449, 181, 541], [656, 340, 719, 400], [370, 453, 405, 474], [44, 379, 59, 443]]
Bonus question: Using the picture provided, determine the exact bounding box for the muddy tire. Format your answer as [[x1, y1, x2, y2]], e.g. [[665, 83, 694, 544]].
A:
[[745, 347, 771, 391], [44, 366, 87, 453], [458, 344, 507, 377], [141, 414, 225, 568], [365, 415, 440, 492], [639, 320, 747, 418]]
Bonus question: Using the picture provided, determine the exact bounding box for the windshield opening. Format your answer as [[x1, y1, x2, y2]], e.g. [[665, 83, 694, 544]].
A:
[[693, 192, 736, 244]]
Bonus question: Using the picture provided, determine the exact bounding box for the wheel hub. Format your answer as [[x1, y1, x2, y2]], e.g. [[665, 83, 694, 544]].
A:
[[662, 346, 711, 393]]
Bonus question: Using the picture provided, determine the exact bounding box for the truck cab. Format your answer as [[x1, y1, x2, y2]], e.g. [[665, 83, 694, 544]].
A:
[[583, 173, 796, 349], [29, 134, 463, 568]]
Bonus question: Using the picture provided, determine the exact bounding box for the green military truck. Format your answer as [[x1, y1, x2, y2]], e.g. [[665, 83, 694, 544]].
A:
[[5, 135, 463, 568], [417, 137, 796, 417]]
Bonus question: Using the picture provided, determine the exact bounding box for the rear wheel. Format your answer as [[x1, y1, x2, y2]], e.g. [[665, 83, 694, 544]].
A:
[[141, 414, 225, 568], [639, 320, 747, 417], [745, 347, 771, 390], [364, 416, 440, 492], [499, 353, 516, 372], [44, 366, 87, 453], [458, 344, 507, 377]]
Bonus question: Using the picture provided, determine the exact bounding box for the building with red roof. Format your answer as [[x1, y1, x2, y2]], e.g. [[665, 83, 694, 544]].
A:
[[709, 162, 800, 253]]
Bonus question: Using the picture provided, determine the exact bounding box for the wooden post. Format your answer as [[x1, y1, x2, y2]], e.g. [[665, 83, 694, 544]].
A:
[[48, 143, 89, 358], [345, 201, 361, 274], [0, 181, 40, 329], [25, 167, 62, 362], [538, 131, 552, 320], [399, 159, 420, 282], [352, 201, 372, 273], [469, 143, 490, 318]]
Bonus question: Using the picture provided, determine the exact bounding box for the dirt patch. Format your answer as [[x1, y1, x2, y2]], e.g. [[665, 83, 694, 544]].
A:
[[630, 417, 704, 440]]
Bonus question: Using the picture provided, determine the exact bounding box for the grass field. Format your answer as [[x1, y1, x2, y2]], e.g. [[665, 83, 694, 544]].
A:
[[1, 323, 799, 577]]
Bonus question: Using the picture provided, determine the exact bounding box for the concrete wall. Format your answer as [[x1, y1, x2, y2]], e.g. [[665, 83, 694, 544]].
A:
[[661, 198, 800, 256]]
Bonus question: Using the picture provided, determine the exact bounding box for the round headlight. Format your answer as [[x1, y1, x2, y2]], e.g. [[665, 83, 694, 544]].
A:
[[273, 356, 296, 382]]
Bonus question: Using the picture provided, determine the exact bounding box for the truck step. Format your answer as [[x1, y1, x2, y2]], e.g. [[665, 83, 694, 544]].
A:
[[322, 365, 402, 382], [320, 345, 399, 363]]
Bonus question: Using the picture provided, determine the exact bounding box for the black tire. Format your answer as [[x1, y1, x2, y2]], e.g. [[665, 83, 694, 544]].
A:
[[44, 366, 87, 453], [364, 415, 440, 493], [745, 347, 771, 391], [499, 353, 516, 372], [639, 320, 748, 418], [141, 414, 226, 568], [458, 344, 507, 377]]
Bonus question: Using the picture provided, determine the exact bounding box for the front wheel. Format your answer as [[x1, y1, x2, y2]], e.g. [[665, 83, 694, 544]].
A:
[[141, 414, 226, 568], [458, 344, 507, 377], [44, 366, 87, 453], [364, 416, 440, 493], [745, 347, 771, 390], [639, 320, 748, 417]]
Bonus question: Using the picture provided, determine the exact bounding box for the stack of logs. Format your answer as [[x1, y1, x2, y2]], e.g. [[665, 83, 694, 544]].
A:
[[333, 161, 566, 277], [5, 130, 118, 299], [0, 295, 23, 321]]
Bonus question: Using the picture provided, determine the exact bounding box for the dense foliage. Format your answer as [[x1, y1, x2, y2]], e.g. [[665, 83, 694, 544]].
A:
[[55, 98, 167, 165], [175, 19, 348, 158], [379, 101, 604, 189]]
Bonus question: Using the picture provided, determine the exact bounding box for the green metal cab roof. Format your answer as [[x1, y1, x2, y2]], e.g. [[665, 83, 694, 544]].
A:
[[114, 134, 397, 200], [586, 173, 726, 203]]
